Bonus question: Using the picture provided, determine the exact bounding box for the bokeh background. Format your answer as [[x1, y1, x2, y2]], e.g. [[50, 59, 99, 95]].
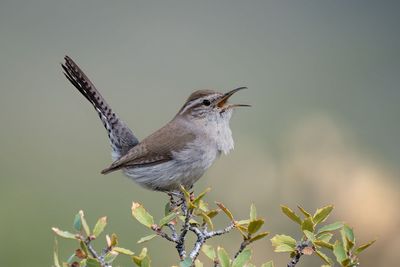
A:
[[1, 1, 399, 266]]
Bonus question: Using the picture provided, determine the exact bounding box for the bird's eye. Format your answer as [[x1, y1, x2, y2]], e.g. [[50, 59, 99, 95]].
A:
[[202, 99, 211, 106]]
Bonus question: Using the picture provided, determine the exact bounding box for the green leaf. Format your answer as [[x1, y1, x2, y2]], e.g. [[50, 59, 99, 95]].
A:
[[132, 247, 148, 266], [79, 210, 91, 236], [232, 248, 252, 267], [250, 203, 257, 221], [217, 246, 231, 267], [236, 219, 250, 226], [341, 258, 351, 266], [316, 233, 333, 243], [131, 202, 154, 228], [333, 241, 347, 263], [314, 240, 334, 250], [341, 224, 355, 251], [248, 219, 264, 234], [199, 211, 213, 229], [313, 205, 334, 224], [207, 209, 219, 219], [80, 241, 89, 256], [141, 257, 151, 267], [354, 240, 376, 255], [297, 205, 311, 217], [193, 187, 211, 206], [317, 222, 343, 234], [109, 233, 118, 247], [249, 232, 269, 243], [180, 185, 195, 209], [93, 216, 107, 237], [301, 217, 314, 232], [198, 200, 209, 212], [159, 212, 177, 227], [261, 261, 274, 267], [104, 251, 118, 264], [271, 234, 296, 252], [112, 247, 134, 256], [73, 213, 82, 231], [164, 202, 172, 215], [53, 238, 61, 267], [281, 205, 302, 225], [303, 230, 316, 242], [194, 259, 203, 267], [216, 202, 234, 221], [202, 244, 216, 260], [137, 234, 158, 244], [315, 250, 332, 265], [86, 258, 101, 267], [180, 258, 193, 267], [52, 227, 77, 240], [66, 253, 75, 263], [273, 244, 296, 253]]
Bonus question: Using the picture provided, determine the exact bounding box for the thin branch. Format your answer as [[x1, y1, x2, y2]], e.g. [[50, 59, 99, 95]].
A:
[[83, 237, 111, 267], [287, 241, 309, 267], [188, 225, 206, 259], [152, 225, 176, 242], [205, 223, 235, 239], [167, 222, 178, 241], [233, 239, 250, 259]]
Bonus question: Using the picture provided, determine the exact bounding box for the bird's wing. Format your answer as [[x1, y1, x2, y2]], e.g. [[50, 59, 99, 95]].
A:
[[101, 120, 195, 174]]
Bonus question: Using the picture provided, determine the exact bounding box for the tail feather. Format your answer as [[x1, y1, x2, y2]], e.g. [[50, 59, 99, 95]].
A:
[[62, 55, 139, 160]]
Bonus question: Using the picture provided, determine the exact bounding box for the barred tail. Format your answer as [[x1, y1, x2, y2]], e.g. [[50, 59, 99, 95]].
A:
[[62, 55, 138, 160]]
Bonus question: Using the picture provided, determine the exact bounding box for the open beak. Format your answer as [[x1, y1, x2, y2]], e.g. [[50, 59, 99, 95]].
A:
[[217, 87, 251, 108]]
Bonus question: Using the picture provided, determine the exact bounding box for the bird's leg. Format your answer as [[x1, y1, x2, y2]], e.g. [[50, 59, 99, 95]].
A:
[[167, 191, 185, 211]]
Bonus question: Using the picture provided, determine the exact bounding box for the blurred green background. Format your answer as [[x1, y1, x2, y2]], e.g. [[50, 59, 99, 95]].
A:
[[0, 0, 399, 266]]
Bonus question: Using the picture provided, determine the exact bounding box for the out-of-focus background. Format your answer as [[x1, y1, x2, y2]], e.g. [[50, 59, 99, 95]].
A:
[[0, 1, 399, 266]]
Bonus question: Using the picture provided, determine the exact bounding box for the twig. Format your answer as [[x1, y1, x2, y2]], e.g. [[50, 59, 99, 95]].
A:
[[205, 223, 235, 239], [176, 192, 192, 260], [189, 223, 236, 261], [150, 191, 236, 264], [188, 225, 206, 259], [84, 237, 111, 267], [287, 241, 309, 267], [233, 239, 250, 259]]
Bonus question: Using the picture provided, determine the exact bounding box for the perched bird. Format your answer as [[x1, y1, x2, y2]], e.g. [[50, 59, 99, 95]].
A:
[[62, 56, 249, 192]]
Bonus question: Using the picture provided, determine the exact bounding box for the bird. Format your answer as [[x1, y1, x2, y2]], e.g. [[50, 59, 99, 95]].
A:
[[62, 56, 249, 192]]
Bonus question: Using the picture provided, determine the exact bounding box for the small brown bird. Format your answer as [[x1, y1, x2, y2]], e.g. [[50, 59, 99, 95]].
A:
[[62, 56, 249, 192]]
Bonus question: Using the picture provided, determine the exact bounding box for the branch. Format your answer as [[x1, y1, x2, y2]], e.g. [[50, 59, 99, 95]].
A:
[[287, 241, 309, 267], [83, 237, 111, 267], [233, 239, 250, 259]]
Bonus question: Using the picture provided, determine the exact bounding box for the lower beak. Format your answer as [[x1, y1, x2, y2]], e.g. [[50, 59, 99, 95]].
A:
[[217, 87, 250, 108]]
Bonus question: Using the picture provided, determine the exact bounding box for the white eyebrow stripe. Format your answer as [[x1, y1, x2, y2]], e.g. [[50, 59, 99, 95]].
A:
[[179, 98, 204, 114]]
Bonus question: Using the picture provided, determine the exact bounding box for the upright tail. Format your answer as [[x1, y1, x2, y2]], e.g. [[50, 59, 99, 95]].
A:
[[62, 55, 139, 160]]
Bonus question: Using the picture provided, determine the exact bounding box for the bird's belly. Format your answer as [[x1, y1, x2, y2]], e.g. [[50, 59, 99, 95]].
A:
[[123, 145, 220, 191]]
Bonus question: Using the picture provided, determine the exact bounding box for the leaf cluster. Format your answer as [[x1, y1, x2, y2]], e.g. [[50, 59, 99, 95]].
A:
[[271, 205, 375, 267]]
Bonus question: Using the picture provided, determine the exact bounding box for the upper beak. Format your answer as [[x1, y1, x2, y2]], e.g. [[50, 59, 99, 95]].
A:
[[217, 87, 251, 108]]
